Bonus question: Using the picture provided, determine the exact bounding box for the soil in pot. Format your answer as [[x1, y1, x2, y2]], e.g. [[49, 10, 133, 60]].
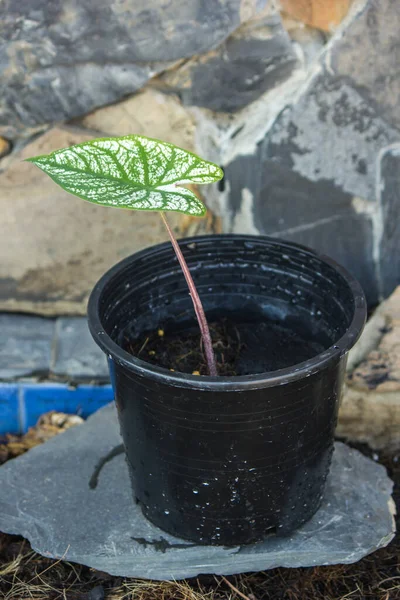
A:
[[124, 314, 327, 377]]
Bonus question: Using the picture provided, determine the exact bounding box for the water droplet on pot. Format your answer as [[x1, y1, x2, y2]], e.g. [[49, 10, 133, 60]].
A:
[[244, 241, 254, 249], [202, 482, 210, 486], [164, 509, 170, 515], [193, 489, 199, 494]]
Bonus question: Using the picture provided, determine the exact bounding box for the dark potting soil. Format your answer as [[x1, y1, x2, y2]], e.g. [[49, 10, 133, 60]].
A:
[[124, 318, 326, 376]]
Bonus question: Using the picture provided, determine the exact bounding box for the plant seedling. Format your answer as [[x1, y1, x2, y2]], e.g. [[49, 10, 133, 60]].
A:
[[27, 135, 224, 375]]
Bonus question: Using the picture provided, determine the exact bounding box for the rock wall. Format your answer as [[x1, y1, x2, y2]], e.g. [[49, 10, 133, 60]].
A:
[[1, 0, 399, 313]]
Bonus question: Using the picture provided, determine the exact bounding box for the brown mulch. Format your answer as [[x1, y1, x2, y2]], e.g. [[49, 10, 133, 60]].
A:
[[0, 415, 399, 600]]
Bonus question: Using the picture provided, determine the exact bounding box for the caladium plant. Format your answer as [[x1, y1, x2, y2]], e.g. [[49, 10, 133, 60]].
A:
[[27, 134, 224, 376]]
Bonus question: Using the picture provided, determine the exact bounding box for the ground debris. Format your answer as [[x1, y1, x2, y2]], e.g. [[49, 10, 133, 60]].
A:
[[0, 411, 83, 465]]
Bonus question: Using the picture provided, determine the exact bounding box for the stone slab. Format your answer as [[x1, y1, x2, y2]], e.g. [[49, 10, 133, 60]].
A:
[[52, 318, 109, 381], [0, 314, 55, 379], [0, 404, 395, 580]]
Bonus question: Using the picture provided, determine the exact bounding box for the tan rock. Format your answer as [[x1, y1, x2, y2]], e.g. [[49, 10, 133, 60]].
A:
[[0, 126, 212, 316], [338, 286, 400, 450], [280, 0, 352, 31], [0, 137, 11, 159], [81, 89, 196, 151], [338, 384, 400, 451]]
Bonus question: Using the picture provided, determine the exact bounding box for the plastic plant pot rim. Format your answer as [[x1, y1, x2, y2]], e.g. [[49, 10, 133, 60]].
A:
[[88, 234, 367, 392]]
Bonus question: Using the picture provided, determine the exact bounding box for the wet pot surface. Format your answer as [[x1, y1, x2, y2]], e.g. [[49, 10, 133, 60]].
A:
[[88, 234, 366, 545]]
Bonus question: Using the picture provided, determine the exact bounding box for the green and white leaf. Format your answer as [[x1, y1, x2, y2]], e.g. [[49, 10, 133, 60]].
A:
[[26, 135, 224, 216]]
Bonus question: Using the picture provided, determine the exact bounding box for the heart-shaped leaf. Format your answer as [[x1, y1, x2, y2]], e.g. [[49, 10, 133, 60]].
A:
[[27, 135, 224, 216]]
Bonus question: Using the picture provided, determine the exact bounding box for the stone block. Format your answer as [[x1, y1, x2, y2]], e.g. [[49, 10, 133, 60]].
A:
[[52, 318, 109, 381], [378, 145, 400, 299], [280, 0, 352, 31], [221, 0, 400, 304], [81, 89, 196, 150], [330, 0, 400, 131], [0, 0, 267, 138], [158, 8, 297, 112], [0, 403, 395, 579], [338, 286, 400, 450], [0, 315, 54, 379], [224, 147, 379, 304], [0, 126, 213, 315], [0, 137, 10, 159]]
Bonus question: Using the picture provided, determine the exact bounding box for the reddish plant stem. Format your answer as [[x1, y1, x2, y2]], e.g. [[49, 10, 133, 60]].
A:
[[160, 211, 218, 376]]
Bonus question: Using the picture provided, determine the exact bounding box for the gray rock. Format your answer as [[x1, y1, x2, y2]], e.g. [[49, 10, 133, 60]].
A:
[[265, 72, 398, 208], [330, 0, 400, 131], [0, 404, 395, 580], [0, 314, 54, 379], [52, 318, 109, 381], [346, 312, 386, 373], [158, 10, 297, 112], [223, 0, 400, 305], [224, 145, 379, 304], [378, 145, 400, 299], [0, 0, 267, 137]]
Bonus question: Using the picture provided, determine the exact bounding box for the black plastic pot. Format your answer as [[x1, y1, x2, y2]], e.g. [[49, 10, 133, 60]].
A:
[[88, 234, 366, 546]]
